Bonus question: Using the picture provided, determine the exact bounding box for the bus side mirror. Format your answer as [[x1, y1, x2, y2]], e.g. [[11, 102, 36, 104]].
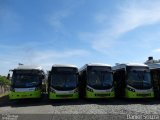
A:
[[7, 73, 10, 80]]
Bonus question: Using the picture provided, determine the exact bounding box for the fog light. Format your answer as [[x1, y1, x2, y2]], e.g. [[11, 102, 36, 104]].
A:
[[127, 86, 135, 92], [50, 87, 56, 93], [86, 87, 93, 92], [35, 87, 40, 91], [74, 88, 78, 93]]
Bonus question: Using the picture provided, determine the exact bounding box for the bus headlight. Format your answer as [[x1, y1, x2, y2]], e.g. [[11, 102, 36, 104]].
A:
[[127, 86, 135, 92], [50, 87, 56, 93], [10, 87, 15, 92], [35, 87, 40, 91], [74, 88, 78, 93], [111, 87, 114, 92], [86, 87, 94, 92]]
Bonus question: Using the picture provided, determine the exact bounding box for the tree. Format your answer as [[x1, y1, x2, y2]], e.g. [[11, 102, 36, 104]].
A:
[[0, 76, 11, 86]]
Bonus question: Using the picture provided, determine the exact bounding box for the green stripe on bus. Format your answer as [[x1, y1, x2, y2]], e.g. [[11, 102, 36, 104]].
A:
[[49, 92, 79, 99], [85, 90, 115, 98], [9, 90, 42, 99], [125, 89, 154, 98]]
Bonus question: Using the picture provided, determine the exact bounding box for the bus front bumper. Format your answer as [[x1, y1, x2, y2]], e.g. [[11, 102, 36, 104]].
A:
[[125, 89, 154, 98], [9, 90, 41, 100], [49, 92, 79, 99], [86, 90, 115, 98]]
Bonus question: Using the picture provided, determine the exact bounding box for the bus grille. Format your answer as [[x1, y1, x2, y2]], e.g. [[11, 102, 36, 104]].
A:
[[56, 94, 73, 97], [95, 94, 110, 97], [137, 93, 151, 97]]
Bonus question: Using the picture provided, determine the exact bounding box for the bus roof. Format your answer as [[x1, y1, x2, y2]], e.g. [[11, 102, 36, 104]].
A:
[[14, 65, 43, 70], [112, 63, 148, 70], [52, 64, 78, 68], [86, 63, 111, 67], [79, 63, 111, 72], [125, 63, 148, 67], [146, 63, 160, 69]]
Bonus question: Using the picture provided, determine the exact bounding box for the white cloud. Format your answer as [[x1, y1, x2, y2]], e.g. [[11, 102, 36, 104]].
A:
[[33, 49, 90, 62], [33, 49, 90, 70], [112, 1, 160, 36], [80, 0, 160, 54], [46, 0, 85, 32], [152, 48, 160, 53], [0, 43, 90, 75], [48, 10, 70, 30]]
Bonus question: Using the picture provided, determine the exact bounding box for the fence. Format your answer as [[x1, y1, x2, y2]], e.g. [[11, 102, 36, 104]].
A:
[[0, 85, 10, 95]]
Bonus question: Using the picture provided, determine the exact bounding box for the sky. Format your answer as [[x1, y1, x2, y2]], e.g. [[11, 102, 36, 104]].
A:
[[1, 0, 160, 75]]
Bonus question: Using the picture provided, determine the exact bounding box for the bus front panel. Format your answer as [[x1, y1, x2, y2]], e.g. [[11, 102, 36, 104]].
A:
[[9, 89, 41, 99], [48, 67, 79, 99], [125, 66, 154, 98], [85, 86, 115, 98], [85, 66, 115, 99], [9, 70, 43, 100], [125, 86, 154, 98], [48, 88, 78, 99]]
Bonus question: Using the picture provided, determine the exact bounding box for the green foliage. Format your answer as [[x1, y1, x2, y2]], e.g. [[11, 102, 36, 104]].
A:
[[0, 75, 11, 86]]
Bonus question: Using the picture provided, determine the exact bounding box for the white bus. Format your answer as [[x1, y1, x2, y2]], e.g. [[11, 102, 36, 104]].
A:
[[112, 63, 154, 98], [79, 63, 115, 99], [146, 63, 160, 98], [9, 65, 45, 100], [48, 64, 79, 99]]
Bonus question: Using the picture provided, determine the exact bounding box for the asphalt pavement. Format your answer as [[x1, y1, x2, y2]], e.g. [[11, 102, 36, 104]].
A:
[[0, 95, 160, 120]]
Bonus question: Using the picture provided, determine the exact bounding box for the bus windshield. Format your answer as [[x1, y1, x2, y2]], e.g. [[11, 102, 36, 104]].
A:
[[12, 73, 41, 88], [88, 71, 113, 89], [51, 73, 78, 90], [127, 70, 152, 89]]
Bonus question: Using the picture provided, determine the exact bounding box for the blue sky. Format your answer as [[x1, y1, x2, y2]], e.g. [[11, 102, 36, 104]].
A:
[[1, 0, 160, 75]]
